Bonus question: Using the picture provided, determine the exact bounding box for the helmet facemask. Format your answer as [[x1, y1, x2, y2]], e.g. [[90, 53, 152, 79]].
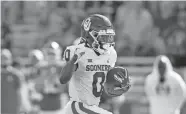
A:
[[89, 29, 115, 54]]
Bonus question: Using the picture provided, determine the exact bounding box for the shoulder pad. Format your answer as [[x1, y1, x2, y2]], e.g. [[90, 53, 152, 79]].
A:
[[63, 44, 85, 61]]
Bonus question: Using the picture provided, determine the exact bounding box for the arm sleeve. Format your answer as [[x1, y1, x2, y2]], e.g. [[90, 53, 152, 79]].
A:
[[63, 46, 79, 71]]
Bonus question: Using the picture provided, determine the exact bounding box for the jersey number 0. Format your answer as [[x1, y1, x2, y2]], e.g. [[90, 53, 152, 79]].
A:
[[92, 72, 105, 97], [64, 49, 70, 61]]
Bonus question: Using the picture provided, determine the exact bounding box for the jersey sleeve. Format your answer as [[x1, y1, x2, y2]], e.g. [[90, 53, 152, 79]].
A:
[[63, 46, 76, 62], [110, 48, 117, 67]]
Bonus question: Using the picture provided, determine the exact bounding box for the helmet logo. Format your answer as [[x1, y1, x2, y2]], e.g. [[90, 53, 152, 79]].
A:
[[83, 18, 91, 31]]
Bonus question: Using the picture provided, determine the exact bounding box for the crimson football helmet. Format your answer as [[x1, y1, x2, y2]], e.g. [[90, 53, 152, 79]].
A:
[[104, 66, 131, 97], [81, 14, 115, 54], [42, 41, 62, 61]]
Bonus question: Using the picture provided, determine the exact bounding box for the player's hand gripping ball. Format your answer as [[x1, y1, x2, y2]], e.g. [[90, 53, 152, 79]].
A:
[[104, 66, 131, 97]]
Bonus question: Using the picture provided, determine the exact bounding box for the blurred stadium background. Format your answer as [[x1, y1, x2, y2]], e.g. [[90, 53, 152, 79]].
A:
[[1, 1, 186, 114]]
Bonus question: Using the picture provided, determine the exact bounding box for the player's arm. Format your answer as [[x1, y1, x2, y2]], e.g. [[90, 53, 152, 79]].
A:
[[60, 47, 78, 84]]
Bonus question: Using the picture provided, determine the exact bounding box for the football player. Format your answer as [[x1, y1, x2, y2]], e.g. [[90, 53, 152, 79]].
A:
[[34, 41, 68, 114], [145, 55, 186, 114], [60, 14, 130, 114]]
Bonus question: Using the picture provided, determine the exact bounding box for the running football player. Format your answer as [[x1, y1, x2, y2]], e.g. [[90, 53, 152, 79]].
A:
[[60, 14, 130, 114]]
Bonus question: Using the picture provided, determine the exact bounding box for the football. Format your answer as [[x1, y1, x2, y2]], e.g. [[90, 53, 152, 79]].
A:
[[104, 66, 131, 97]]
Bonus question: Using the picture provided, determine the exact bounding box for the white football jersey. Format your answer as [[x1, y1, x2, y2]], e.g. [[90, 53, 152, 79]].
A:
[[63, 43, 117, 106]]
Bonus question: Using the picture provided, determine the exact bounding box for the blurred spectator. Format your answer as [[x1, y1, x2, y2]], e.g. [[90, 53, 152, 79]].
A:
[[27, 49, 44, 80], [61, 26, 78, 47], [26, 49, 45, 113], [68, 1, 85, 25], [84, 1, 95, 10], [100, 1, 114, 21], [48, 8, 66, 33], [68, 1, 86, 37], [146, 1, 160, 19], [1, 22, 12, 51], [16, 1, 24, 24], [38, 1, 51, 28], [135, 27, 166, 56], [34, 41, 67, 114], [1, 49, 32, 114], [87, 1, 101, 15], [145, 55, 186, 114], [110, 1, 123, 23], [116, 34, 134, 56], [150, 1, 177, 36], [163, 6, 186, 67], [115, 1, 153, 55]]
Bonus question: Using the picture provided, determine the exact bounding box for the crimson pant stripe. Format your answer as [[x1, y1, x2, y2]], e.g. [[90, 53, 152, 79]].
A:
[[71, 101, 79, 114]]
